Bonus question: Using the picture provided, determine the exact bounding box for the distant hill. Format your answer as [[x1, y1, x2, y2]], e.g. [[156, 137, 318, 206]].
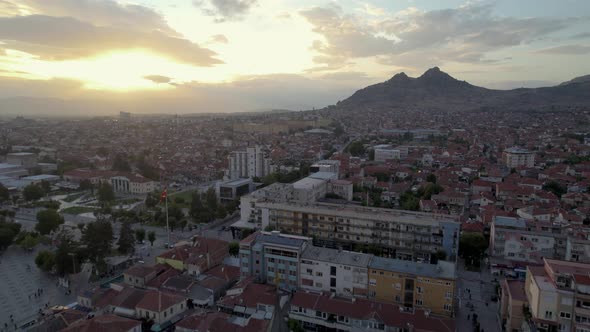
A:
[[560, 74, 590, 86], [336, 67, 590, 111]]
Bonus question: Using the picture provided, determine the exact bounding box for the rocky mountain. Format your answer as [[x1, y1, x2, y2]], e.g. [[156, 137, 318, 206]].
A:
[[560, 74, 590, 86], [336, 67, 590, 111]]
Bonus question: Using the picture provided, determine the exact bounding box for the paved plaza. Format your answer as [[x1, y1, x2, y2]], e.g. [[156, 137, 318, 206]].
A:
[[456, 260, 501, 332], [0, 246, 76, 332]]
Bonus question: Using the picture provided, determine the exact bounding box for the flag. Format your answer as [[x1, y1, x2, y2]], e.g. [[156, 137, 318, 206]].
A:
[[159, 187, 168, 204]]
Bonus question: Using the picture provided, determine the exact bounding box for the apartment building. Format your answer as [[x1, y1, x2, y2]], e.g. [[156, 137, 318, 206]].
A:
[[502, 147, 535, 168], [490, 216, 566, 268], [524, 258, 590, 332], [239, 231, 310, 291], [566, 235, 590, 264], [289, 291, 456, 332], [368, 257, 457, 317], [228, 145, 271, 180], [499, 279, 527, 332], [241, 196, 459, 261], [299, 246, 371, 298]]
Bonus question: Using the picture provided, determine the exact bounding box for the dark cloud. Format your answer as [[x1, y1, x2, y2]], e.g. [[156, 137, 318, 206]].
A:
[[0, 15, 221, 66], [195, 0, 257, 22], [144, 75, 172, 84], [300, 3, 584, 70], [534, 44, 590, 54]]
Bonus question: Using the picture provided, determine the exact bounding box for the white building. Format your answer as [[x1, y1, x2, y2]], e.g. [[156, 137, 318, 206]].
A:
[[110, 174, 158, 194], [502, 147, 535, 168], [327, 180, 353, 201], [310, 160, 340, 177], [228, 145, 271, 179], [299, 246, 371, 297], [6, 152, 37, 168]]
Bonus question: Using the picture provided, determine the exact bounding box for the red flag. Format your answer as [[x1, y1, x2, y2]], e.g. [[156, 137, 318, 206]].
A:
[[159, 187, 168, 204]]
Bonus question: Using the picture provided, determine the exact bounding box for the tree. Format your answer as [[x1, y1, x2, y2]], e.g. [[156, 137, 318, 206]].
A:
[[426, 174, 437, 184], [459, 233, 488, 267], [543, 181, 566, 198], [35, 209, 65, 235], [35, 250, 56, 272], [117, 222, 135, 255], [229, 242, 239, 256], [54, 230, 78, 275], [79, 179, 94, 192], [23, 183, 44, 201], [145, 192, 158, 208], [179, 219, 188, 232], [98, 182, 115, 204], [112, 154, 131, 172], [190, 191, 209, 223], [20, 233, 39, 250], [0, 221, 21, 250], [347, 141, 365, 156], [82, 220, 113, 270], [0, 183, 9, 203], [147, 231, 156, 246], [205, 187, 218, 212], [215, 205, 227, 220], [135, 228, 146, 243], [40, 180, 51, 194]]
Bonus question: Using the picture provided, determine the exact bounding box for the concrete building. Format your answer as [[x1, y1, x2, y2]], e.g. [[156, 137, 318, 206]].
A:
[[502, 147, 535, 168], [327, 179, 353, 201], [241, 196, 460, 261], [524, 258, 590, 332], [289, 291, 456, 332], [239, 231, 310, 291], [216, 178, 255, 201], [368, 257, 456, 317], [299, 246, 372, 298], [110, 174, 158, 194], [228, 145, 271, 180], [499, 279, 527, 332], [310, 160, 340, 177], [490, 216, 566, 272], [374, 146, 402, 162], [6, 152, 37, 168], [0, 163, 28, 178], [566, 236, 590, 263]]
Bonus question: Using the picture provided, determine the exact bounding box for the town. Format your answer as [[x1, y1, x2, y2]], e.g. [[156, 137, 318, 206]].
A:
[[1, 98, 590, 332]]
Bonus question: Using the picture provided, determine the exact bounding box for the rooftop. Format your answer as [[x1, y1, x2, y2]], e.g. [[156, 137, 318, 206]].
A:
[[369, 257, 457, 280], [301, 246, 372, 268], [504, 146, 533, 154], [253, 231, 310, 249], [493, 216, 527, 229]]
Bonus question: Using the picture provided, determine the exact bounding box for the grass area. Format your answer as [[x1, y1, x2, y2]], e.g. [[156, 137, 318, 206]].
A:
[[63, 192, 85, 202], [61, 206, 97, 215], [115, 197, 142, 205], [168, 190, 194, 208]]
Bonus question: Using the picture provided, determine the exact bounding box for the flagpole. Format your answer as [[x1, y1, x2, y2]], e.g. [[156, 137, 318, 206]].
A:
[[165, 189, 170, 247]]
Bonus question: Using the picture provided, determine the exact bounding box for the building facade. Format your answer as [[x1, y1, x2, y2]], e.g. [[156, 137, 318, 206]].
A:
[[239, 231, 310, 291], [368, 257, 456, 317], [299, 246, 371, 298], [502, 147, 535, 168], [228, 145, 271, 180]]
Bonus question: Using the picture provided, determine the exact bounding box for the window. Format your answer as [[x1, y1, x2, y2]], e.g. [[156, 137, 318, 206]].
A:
[[316, 272, 323, 277], [560, 312, 571, 319], [330, 278, 336, 287], [331, 266, 337, 276], [545, 311, 553, 319], [417, 287, 423, 294], [395, 295, 401, 302], [444, 304, 452, 311], [445, 291, 452, 299], [369, 279, 376, 286], [395, 283, 401, 290], [416, 299, 423, 306]]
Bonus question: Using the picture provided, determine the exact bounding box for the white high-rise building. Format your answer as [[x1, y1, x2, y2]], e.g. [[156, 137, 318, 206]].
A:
[[228, 145, 271, 179]]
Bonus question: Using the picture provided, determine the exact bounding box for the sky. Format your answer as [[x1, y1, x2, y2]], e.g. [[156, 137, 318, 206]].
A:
[[0, 0, 589, 114]]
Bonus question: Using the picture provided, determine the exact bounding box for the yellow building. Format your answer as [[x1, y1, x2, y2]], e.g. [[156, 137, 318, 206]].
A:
[[368, 257, 456, 317]]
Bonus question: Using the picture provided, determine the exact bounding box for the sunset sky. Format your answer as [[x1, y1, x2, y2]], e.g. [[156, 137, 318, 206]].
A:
[[0, 0, 589, 114]]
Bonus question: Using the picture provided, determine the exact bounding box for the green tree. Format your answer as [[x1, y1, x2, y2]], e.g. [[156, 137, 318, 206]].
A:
[[0, 221, 21, 250], [216, 205, 227, 220], [145, 192, 158, 208], [190, 191, 210, 223], [20, 233, 39, 250], [23, 183, 44, 201], [543, 181, 566, 198], [346, 141, 365, 156], [54, 230, 78, 274], [98, 182, 115, 204], [35, 250, 56, 272], [400, 192, 419, 211], [117, 221, 135, 255], [426, 173, 437, 184], [459, 233, 488, 267], [179, 219, 188, 232], [79, 179, 94, 192], [147, 231, 156, 246], [229, 242, 239, 256], [35, 209, 65, 235], [40, 180, 51, 194], [112, 153, 131, 172], [135, 228, 146, 243], [205, 187, 218, 212], [0, 183, 9, 203], [82, 220, 113, 269]]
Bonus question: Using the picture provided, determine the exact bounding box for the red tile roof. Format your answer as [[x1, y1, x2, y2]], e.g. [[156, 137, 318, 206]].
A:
[[60, 314, 141, 332], [136, 290, 186, 312]]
